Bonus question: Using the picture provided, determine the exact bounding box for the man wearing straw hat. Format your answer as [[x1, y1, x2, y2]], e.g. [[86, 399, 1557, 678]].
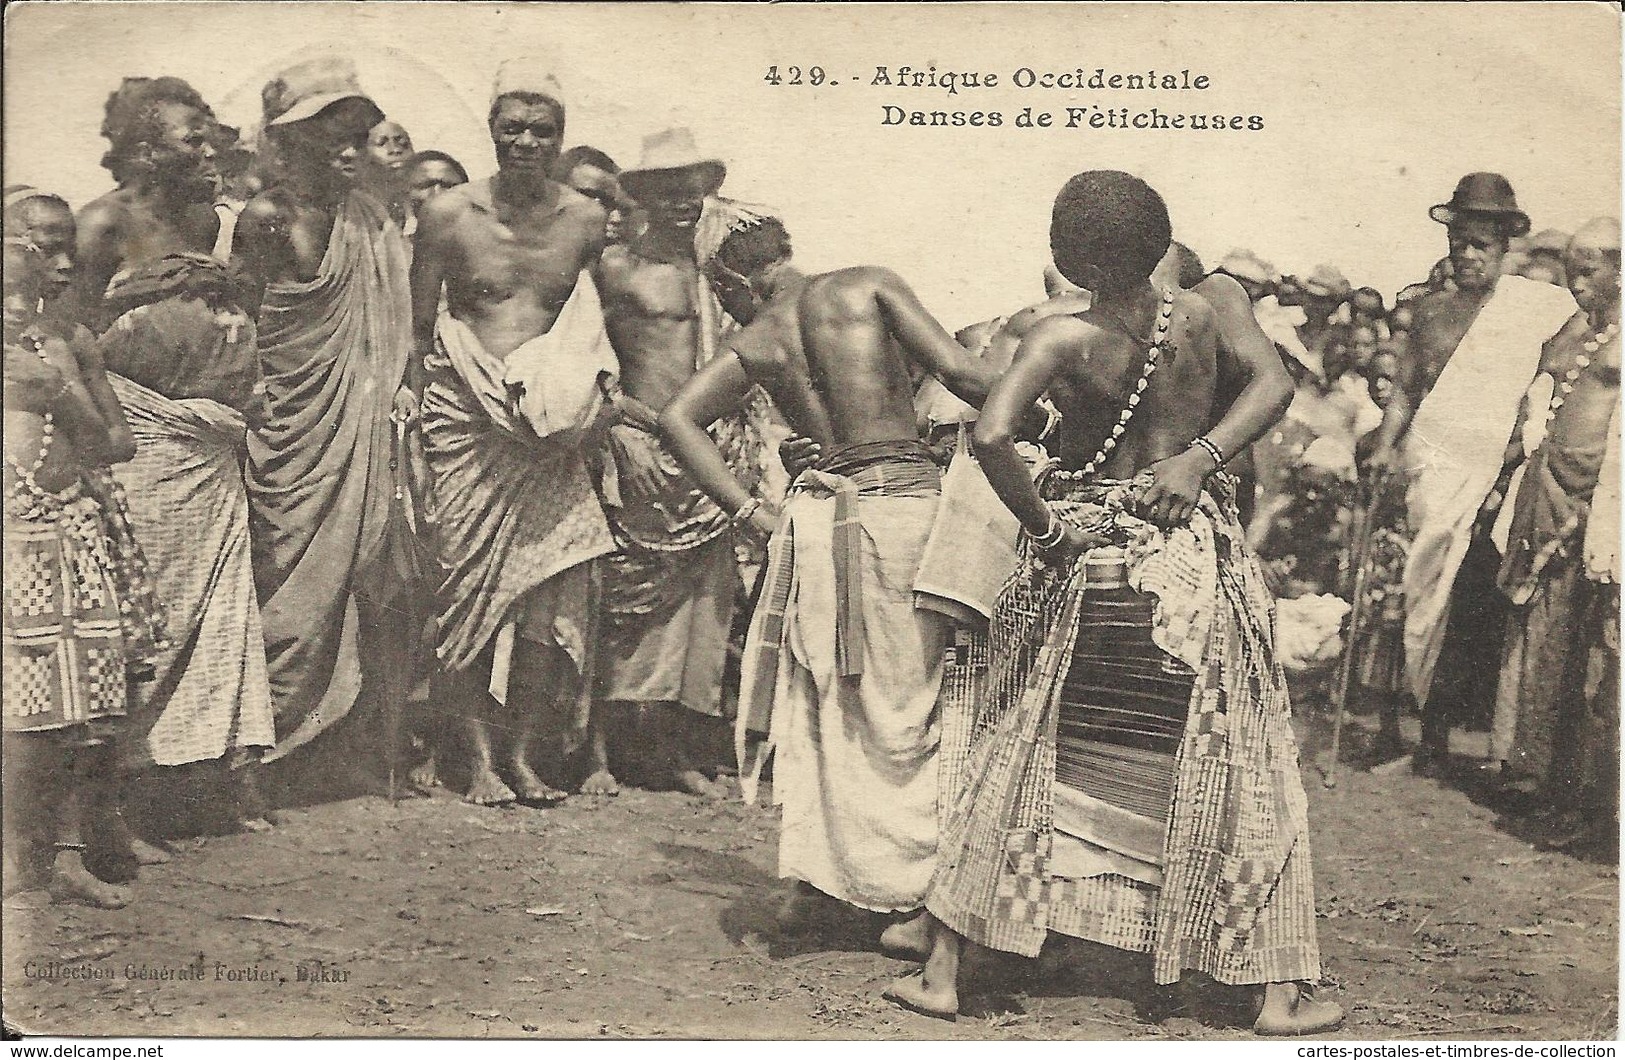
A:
[[1361, 173, 1577, 777], [592, 129, 768, 797], [234, 56, 417, 794], [410, 59, 619, 806]]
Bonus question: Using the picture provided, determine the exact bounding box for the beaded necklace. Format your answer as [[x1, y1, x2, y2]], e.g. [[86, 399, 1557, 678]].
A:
[[1547, 321, 1618, 421], [5, 335, 58, 518], [1076, 287, 1175, 478]]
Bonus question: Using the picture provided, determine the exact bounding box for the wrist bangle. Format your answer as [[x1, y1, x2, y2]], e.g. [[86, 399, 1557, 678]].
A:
[[1028, 508, 1068, 551], [731, 498, 762, 526], [1189, 435, 1224, 470]]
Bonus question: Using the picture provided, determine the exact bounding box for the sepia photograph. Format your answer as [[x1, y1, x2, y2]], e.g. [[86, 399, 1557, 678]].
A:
[[1, 0, 1620, 1043]]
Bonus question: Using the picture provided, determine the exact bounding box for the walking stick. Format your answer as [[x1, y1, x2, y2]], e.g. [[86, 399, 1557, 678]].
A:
[[1323, 469, 1387, 789], [386, 414, 415, 805]]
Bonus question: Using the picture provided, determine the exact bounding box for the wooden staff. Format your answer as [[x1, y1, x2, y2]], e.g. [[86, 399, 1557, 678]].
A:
[[1323, 470, 1388, 789]]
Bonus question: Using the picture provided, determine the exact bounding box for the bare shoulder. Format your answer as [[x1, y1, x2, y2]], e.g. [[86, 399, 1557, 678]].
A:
[[416, 184, 476, 232], [730, 313, 792, 378], [1193, 272, 1249, 313], [1171, 286, 1217, 327], [75, 192, 129, 243], [1021, 310, 1094, 357], [810, 265, 909, 316], [1408, 288, 1456, 326], [556, 181, 604, 222]]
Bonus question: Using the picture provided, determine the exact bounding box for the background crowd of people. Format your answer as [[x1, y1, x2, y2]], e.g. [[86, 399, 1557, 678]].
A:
[[2, 52, 1616, 944]]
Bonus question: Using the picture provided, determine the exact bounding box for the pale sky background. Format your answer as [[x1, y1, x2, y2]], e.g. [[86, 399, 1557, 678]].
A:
[[5, 2, 1620, 330]]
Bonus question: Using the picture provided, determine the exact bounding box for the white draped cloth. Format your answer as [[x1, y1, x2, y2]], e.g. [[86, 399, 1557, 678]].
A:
[[1401, 276, 1577, 704]]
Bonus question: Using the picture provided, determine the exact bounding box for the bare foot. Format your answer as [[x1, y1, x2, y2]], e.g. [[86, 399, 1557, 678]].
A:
[[880, 912, 932, 960], [49, 851, 131, 909], [511, 761, 569, 806], [675, 769, 723, 799], [1254, 982, 1345, 1036], [130, 837, 171, 866], [580, 770, 620, 796], [465, 769, 517, 807], [408, 753, 441, 793], [883, 970, 958, 1021]]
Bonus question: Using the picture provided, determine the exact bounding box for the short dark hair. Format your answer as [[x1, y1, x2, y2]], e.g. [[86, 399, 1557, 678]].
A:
[[410, 150, 469, 184], [1051, 171, 1171, 294], [99, 76, 218, 185], [488, 91, 565, 129], [553, 146, 618, 180], [715, 217, 792, 278]]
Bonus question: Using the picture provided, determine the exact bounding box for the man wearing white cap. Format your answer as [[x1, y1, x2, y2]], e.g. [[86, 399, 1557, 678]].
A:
[[234, 56, 417, 790], [410, 60, 619, 806], [591, 130, 767, 797]]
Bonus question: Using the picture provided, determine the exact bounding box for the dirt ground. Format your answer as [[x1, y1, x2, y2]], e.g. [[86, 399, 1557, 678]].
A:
[[2, 706, 1617, 1041]]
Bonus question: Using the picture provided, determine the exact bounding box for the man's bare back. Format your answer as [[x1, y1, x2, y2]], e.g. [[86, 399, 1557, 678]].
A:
[[597, 243, 702, 409], [661, 222, 990, 531], [413, 177, 605, 361], [731, 267, 957, 449]]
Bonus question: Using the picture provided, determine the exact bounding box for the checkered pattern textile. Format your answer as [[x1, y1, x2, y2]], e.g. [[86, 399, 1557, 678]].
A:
[[5, 490, 129, 732], [927, 474, 1321, 986]]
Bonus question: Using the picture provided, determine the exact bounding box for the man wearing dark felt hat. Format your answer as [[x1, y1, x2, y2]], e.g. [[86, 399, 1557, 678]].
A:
[[1361, 173, 1577, 778]]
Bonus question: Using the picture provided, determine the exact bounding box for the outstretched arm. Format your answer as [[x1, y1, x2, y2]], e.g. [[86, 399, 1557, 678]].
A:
[[660, 352, 776, 535], [873, 269, 998, 407]]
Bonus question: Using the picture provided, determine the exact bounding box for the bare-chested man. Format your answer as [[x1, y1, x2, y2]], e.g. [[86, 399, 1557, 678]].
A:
[[72, 77, 276, 840], [593, 130, 757, 796], [660, 215, 995, 937], [409, 62, 617, 806], [1361, 174, 1577, 777], [888, 171, 1335, 1034], [234, 57, 416, 791], [67, 79, 224, 336]]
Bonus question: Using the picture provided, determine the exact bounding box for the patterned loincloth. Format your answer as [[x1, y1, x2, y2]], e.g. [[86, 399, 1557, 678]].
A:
[[4, 483, 129, 734], [597, 394, 746, 715], [928, 472, 1321, 986]]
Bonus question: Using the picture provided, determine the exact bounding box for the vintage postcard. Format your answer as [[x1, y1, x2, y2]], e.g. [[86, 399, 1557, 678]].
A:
[[1, 0, 1619, 1044]]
